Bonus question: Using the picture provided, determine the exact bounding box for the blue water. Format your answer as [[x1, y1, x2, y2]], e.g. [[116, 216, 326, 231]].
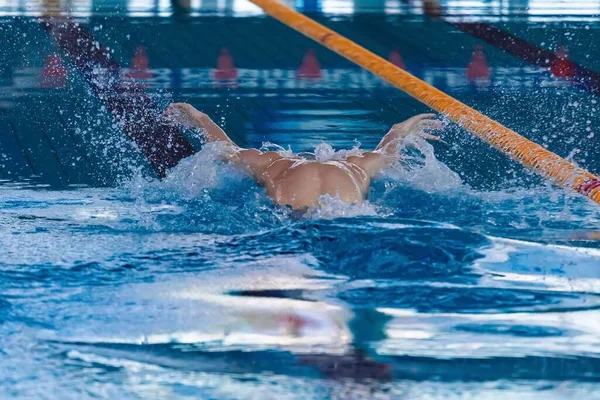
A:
[[3, 3, 600, 398], [2, 134, 600, 398]]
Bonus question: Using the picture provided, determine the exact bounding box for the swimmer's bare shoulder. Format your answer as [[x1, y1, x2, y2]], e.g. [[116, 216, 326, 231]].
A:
[[345, 152, 388, 178], [235, 149, 286, 184]]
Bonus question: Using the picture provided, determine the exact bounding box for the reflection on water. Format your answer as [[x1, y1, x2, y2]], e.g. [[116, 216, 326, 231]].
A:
[[2, 173, 600, 398], [0, 66, 553, 93], [2, 0, 600, 19]]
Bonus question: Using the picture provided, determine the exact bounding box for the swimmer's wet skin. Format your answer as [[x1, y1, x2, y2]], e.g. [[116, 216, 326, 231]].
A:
[[165, 103, 442, 210]]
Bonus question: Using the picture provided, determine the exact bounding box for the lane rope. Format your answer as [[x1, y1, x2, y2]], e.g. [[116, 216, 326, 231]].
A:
[[248, 0, 600, 204]]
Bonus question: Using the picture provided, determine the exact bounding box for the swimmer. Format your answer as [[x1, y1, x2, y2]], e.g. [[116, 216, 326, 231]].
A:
[[165, 103, 442, 210]]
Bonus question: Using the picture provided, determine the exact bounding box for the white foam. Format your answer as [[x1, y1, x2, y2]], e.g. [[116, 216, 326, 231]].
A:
[[486, 236, 600, 257], [312, 141, 365, 162], [302, 194, 380, 219], [51, 291, 353, 352], [384, 135, 463, 192], [475, 236, 600, 292], [162, 142, 243, 198], [376, 307, 600, 359]]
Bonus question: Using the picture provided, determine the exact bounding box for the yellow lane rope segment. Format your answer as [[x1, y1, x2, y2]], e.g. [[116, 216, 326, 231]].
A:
[[249, 0, 600, 204]]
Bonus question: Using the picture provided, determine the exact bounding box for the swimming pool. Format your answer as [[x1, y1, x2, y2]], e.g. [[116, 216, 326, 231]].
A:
[[1, 1, 600, 398]]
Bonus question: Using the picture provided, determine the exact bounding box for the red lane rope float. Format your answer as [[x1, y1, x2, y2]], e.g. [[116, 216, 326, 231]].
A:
[[249, 0, 600, 204]]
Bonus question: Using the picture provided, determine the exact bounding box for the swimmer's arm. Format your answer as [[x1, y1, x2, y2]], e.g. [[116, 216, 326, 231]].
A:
[[165, 103, 236, 146], [347, 152, 389, 178], [375, 114, 441, 155], [183, 111, 283, 180], [165, 103, 281, 181], [348, 114, 442, 177]]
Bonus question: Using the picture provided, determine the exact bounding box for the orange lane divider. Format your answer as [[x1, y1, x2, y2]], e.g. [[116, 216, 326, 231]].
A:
[[248, 0, 600, 204]]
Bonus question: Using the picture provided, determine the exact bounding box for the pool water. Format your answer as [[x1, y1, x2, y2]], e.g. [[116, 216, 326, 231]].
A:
[[2, 149, 600, 398], [2, 1, 600, 399]]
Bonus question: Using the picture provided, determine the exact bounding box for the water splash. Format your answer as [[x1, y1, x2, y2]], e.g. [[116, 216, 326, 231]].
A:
[[260, 141, 365, 162], [109, 128, 600, 238], [384, 135, 464, 193], [162, 141, 241, 199], [312, 141, 365, 162], [259, 136, 462, 194], [260, 142, 295, 158], [302, 195, 380, 220], [121, 133, 465, 224]]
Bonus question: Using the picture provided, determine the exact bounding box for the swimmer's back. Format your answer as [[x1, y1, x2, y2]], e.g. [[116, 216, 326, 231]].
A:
[[261, 158, 370, 209]]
